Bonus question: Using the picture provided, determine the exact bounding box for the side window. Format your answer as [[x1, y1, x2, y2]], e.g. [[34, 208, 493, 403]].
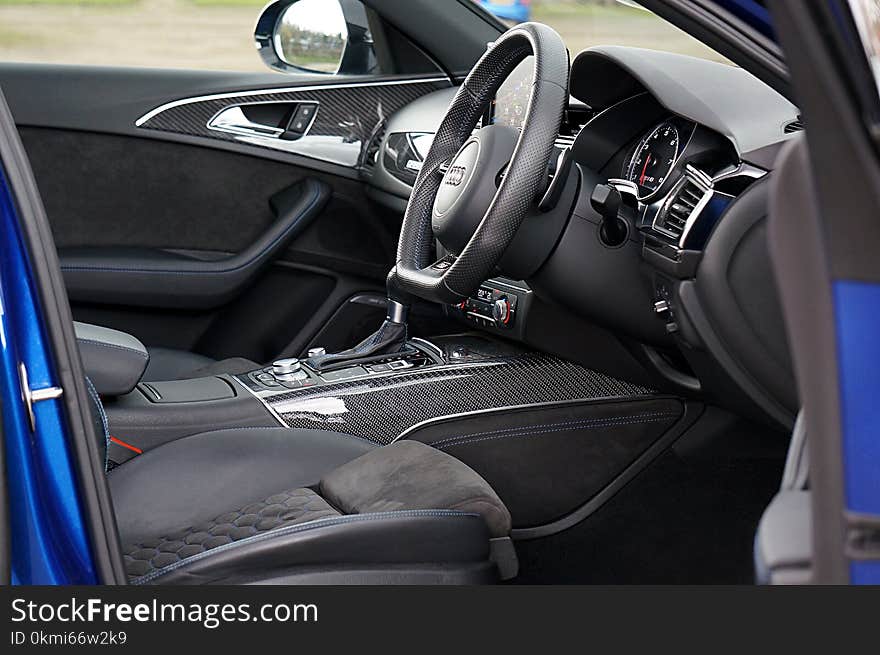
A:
[[0, 0, 438, 76]]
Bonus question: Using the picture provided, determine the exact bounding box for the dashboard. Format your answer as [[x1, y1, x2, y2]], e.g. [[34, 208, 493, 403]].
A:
[[362, 45, 802, 428]]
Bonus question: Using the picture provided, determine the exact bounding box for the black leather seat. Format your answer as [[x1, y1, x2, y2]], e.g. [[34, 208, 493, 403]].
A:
[[87, 387, 515, 584], [143, 347, 259, 382]]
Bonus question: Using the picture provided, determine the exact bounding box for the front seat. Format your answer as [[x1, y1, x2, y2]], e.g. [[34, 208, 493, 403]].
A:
[[87, 389, 515, 584]]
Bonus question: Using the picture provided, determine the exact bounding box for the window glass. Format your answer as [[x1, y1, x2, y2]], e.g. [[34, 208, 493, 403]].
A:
[[0, 0, 730, 71], [477, 0, 731, 64], [0, 0, 292, 72], [848, 0, 880, 96]]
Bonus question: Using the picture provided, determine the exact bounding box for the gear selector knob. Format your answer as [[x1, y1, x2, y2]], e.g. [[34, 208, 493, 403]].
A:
[[272, 358, 302, 375]]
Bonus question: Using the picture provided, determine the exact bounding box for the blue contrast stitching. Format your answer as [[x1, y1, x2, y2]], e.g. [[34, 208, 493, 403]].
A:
[[428, 412, 679, 449], [434, 416, 676, 451], [431, 414, 679, 451], [76, 338, 149, 360], [84, 376, 110, 472], [60, 186, 322, 276], [132, 509, 477, 585]]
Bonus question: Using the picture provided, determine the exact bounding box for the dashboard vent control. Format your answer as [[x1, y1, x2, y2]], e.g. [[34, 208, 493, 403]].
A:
[[656, 179, 700, 240], [652, 166, 713, 247], [555, 133, 577, 149]]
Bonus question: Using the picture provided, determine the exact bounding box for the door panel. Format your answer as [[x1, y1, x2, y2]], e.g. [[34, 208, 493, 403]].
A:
[[0, 65, 448, 363]]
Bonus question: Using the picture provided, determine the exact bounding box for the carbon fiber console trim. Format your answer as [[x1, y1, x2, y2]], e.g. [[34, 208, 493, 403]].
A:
[[135, 78, 448, 167], [239, 351, 653, 445]]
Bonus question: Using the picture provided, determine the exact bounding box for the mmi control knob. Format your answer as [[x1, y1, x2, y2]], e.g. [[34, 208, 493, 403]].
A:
[[491, 298, 511, 325], [272, 358, 302, 375]]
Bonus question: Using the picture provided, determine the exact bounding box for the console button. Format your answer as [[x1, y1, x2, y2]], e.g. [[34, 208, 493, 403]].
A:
[[288, 104, 316, 133], [276, 369, 308, 383], [322, 366, 367, 381]]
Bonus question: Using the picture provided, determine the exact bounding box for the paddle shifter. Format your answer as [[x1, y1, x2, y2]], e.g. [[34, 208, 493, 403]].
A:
[[303, 272, 412, 373]]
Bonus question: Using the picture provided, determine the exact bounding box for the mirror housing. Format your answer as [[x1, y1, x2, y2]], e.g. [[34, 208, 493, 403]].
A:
[[255, 0, 378, 75]]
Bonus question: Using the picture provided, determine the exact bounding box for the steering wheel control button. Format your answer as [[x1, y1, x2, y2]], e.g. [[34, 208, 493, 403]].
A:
[[272, 358, 302, 375], [654, 300, 670, 315], [431, 258, 454, 271]]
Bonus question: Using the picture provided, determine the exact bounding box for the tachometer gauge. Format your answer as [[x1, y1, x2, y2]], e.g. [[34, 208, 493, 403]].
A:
[[626, 121, 680, 197]]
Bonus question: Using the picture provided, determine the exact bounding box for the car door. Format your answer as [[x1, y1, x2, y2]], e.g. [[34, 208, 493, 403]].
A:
[[0, 0, 499, 366], [760, 0, 880, 584]]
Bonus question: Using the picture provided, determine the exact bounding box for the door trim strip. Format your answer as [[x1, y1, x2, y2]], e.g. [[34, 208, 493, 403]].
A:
[[134, 76, 451, 127]]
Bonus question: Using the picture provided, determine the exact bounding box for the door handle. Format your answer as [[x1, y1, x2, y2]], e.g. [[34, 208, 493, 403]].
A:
[[208, 105, 286, 138], [208, 102, 318, 141]]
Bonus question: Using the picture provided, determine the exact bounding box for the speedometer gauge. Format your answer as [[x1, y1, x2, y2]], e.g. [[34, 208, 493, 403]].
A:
[[626, 121, 680, 197]]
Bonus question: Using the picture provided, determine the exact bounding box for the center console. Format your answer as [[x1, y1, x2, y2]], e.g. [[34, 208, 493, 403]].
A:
[[234, 334, 656, 446], [239, 338, 445, 394]]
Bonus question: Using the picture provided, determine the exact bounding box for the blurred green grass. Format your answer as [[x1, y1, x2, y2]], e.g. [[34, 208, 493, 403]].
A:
[[0, 0, 264, 4], [0, 0, 136, 5], [533, 2, 650, 21], [189, 0, 266, 5], [0, 25, 32, 44]]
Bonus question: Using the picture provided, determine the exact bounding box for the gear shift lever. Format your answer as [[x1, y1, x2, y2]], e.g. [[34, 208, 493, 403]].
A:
[[304, 269, 413, 372]]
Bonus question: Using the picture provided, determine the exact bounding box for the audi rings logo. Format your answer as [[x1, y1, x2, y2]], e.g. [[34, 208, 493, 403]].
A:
[[444, 165, 467, 186]]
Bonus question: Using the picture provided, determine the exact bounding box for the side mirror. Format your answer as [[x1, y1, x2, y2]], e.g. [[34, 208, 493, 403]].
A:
[[255, 0, 377, 75]]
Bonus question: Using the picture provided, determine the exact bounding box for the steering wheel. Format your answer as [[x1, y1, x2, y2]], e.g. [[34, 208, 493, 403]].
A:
[[391, 23, 569, 305]]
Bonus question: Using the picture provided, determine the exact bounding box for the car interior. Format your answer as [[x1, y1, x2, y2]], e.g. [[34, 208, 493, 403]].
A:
[[0, 0, 815, 584]]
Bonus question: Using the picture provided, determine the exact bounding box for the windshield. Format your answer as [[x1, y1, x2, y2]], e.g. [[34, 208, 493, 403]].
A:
[[0, 0, 729, 71], [481, 0, 730, 64]]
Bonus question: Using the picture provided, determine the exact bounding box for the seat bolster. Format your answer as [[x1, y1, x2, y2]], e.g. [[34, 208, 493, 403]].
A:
[[320, 440, 512, 538], [109, 427, 376, 545], [138, 511, 491, 585]]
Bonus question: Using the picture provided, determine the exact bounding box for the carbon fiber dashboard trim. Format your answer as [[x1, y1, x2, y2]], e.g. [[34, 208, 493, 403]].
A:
[[240, 353, 653, 445], [135, 78, 449, 167]]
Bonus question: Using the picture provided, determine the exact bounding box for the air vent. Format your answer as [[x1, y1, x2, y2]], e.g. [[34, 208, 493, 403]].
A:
[[654, 172, 710, 244], [784, 119, 804, 134], [361, 122, 387, 173], [555, 134, 577, 149]]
